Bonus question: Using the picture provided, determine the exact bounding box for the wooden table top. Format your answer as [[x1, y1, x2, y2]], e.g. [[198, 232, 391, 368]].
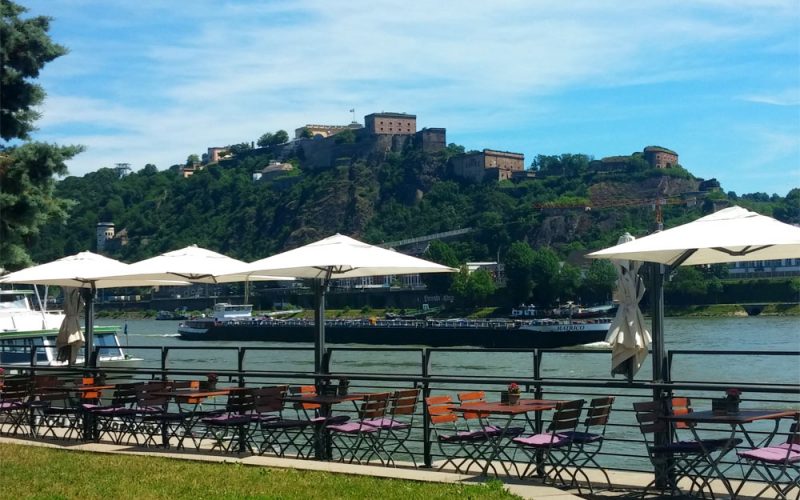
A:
[[452, 400, 559, 415], [283, 393, 367, 405], [661, 409, 799, 424]]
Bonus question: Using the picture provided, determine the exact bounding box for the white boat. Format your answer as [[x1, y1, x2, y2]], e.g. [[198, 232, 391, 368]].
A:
[[0, 289, 141, 368]]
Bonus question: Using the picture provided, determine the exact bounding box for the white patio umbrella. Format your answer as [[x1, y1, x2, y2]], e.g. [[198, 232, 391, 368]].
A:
[[101, 245, 292, 302], [605, 233, 651, 380], [588, 206, 800, 381], [104, 245, 289, 283], [218, 234, 457, 373], [55, 287, 84, 365], [0, 251, 188, 366]]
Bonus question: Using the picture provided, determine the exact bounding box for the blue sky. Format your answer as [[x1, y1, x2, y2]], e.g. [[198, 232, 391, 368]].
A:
[[22, 0, 800, 196]]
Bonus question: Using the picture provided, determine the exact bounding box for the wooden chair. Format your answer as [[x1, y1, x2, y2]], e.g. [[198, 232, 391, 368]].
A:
[[737, 414, 800, 500], [425, 394, 492, 474], [328, 392, 392, 465], [562, 396, 615, 493], [363, 388, 420, 467], [513, 399, 585, 484], [199, 388, 255, 453]]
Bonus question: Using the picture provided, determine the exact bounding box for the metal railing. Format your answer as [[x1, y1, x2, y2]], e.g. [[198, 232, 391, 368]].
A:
[[2, 344, 798, 477]]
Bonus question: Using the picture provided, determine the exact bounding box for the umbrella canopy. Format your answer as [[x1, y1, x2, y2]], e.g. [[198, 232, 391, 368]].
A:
[[102, 245, 292, 284], [56, 287, 84, 365], [234, 233, 457, 279], [588, 206, 800, 382], [605, 233, 651, 379], [222, 234, 457, 372], [588, 206, 800, 266], [0, 251, 188, 366]]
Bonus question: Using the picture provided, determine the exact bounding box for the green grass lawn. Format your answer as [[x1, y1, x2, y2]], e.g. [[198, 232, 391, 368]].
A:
[[0, 443, 519, 499]]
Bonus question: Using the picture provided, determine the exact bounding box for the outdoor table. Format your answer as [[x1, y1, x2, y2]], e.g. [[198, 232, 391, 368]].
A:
[[36, 385, 115, 440], [152, 388, 232, 449], [662, 408, 797, 497], [283, 392, 367, 460], [451, 400, 559, 477]]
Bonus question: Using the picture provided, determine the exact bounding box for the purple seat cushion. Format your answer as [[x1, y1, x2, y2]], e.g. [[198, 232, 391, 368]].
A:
[[439, 430, 490, 442], [0, 401, 23, 410], [561, 431, 603, 444], [362, 418, 410, 430], [261, 418, 313, 430], [513, 432, 572, 448], [327, 421, 380, 434], [310, 415, 350, 425], [201, 414, 251, 426], [738, 446, 800, 464]]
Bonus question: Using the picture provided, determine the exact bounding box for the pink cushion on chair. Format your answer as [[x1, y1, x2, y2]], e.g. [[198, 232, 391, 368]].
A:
[[362, 417, 409, 430], [327, 421, 380, 434], [738, 446, 800, 464], [513, 432, 572, 448]]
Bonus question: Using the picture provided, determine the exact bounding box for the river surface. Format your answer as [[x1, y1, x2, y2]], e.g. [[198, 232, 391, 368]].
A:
[[100, 315, 800, 386], [99, 315, 799, 471]]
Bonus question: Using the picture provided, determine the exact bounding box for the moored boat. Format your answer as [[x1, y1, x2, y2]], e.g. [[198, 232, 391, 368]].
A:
[[0, 289, 141, 368], [178, 303, 610, 348]]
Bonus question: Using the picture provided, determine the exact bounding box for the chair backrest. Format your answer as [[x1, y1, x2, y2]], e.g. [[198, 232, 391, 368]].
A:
[[252, 385, 287, 414], [426, 395, 457, 425], [669, 397, 692, 430], [172, 380, 200, 390], [135, 382, 170, 408], [292, 385, 320, 410], [110, 383, 140, 407], [225, 388, 255, 414], [632, 400, 669, 447], [549, 399, 585, 433], [1, 377, 32, 402], [457, 390, 488, 421], [390, 388, 419, 417], [584, 396, 614, 433], [359, 392, 391, 420]]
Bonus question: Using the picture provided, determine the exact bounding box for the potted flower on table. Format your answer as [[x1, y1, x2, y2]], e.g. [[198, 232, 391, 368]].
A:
[[507, 382, 521, 405], [725, 388, 741, 413], [206, 372, 218, 390]]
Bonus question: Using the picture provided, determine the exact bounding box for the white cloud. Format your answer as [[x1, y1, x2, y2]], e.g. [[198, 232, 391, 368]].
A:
[[19, 0, 799, 189]]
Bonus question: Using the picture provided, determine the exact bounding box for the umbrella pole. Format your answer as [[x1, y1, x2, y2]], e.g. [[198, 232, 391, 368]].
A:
[[649, 262, 670, 488], [82, 286, 96, 368], [313, 277, 327, 375]]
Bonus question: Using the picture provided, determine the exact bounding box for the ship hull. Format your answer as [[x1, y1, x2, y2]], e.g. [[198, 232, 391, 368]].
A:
[[177, 323, 608, 349]]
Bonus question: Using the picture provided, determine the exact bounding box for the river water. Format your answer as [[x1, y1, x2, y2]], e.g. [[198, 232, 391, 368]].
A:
[[99, 315, 798, 471], [102, 315, 800, 386]]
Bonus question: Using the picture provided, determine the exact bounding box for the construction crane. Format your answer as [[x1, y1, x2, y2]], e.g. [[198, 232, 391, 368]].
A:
[[533, 195, 694, 231]]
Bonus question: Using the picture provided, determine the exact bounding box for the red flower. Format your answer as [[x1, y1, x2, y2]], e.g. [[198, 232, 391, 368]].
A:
[[207, 373, 218, 383], [508, 382, 520, 394], [726, 388, 741, 398]]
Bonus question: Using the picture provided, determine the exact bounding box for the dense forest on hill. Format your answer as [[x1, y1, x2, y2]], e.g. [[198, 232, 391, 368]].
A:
[[24, 144, 799, 308], [29, 145, 799, 266]]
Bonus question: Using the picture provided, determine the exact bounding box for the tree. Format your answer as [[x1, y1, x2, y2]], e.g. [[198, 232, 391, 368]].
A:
[[422, 240, 459, 293], [257, 130, 289, 148], [1, 1, 83, 270], [530, 247, 561, 306], [581, 259, 617, 304], [186, 154, 199, 166], [503, 241, 535, 304], [0, 0, 67, 140], [227, 142, 252, 155], [1, 143, 83, 269]]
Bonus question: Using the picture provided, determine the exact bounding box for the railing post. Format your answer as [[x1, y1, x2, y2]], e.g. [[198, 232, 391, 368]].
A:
[[161, 347, 168, 380], [238, 347, 246, 387], [422, 348, 432, 468], [533, 349, 543, 432]]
